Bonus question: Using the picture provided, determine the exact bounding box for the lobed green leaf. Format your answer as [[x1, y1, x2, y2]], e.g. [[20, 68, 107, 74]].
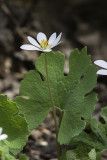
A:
[[0, 95, 29, 155], [14, 47, 97, 144]]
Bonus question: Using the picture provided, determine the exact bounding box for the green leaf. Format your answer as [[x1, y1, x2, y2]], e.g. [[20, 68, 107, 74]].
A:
[[100, 106, 107, 123], [0, 147, 28, 160], [19, 154, 29, 160], [69, 131, 103, 160], [14, 47, 97, 144], [70, 131, 105, 152], [65, 147, 97, 160], [66, 151, 77, 160], [58, 48, 97, 144], [59, 151, 67, 160], [69, 144, 92, 160], [70, 107, 107, 159], [88, 149, 96, 160], [0, 95, 29, 155], [13, 70, 51, 130], [0, 146, 16, 160]]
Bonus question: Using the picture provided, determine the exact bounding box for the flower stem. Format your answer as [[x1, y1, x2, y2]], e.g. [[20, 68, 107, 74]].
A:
[[44, 53, 61, 159]]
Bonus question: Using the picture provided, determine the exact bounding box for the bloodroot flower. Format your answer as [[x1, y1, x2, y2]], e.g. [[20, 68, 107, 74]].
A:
[[94, 60, 107, 75], [20, 32, 62, 52], [0, 127, 8, 141]]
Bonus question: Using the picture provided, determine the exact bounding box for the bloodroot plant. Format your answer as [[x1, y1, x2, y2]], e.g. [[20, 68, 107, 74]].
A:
[[0, 32, 107, 160]]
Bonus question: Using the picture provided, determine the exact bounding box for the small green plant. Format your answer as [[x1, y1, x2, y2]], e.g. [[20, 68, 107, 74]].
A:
[[0, 32, 107, 160]]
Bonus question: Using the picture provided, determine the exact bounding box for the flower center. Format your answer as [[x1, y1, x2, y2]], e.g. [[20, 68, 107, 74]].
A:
[[40, 39, 50, 49]]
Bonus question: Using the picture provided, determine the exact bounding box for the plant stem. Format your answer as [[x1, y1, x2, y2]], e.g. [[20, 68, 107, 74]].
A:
[[44, 53, 61, 159]]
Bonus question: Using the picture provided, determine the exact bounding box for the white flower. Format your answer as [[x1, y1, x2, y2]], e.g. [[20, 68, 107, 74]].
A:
[[94, 60, 107, 75], [20, 32, 62, 52], [0, 127, 8, 141]]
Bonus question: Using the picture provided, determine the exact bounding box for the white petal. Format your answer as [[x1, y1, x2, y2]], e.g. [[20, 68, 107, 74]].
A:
[[0, 128, 2, 135], [37, 32, 47, 43], [94, 60, 107, 69], [50, 32, 62, 48], [50, 41, 61, 49], [43, 49, 52, 52], [20, 44, 41, 51], [48, 33, 56, 45], [97, 69, 107, 75], [27, 36, 40, 48], [0, 134, 8, 141]]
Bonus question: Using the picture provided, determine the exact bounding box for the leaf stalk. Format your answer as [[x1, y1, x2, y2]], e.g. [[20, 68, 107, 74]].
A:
[[44, 52, 61, 159]]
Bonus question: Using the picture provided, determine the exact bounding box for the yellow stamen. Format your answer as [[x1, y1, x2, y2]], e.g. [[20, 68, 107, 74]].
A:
[[40, 39, 50, 49]]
